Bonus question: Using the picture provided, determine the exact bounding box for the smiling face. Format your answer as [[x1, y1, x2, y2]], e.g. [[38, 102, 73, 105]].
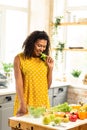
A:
[[33, 39, 47, 57]]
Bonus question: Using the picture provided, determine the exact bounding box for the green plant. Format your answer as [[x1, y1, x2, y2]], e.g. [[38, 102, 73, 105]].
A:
[[55, 41, 65, 61], [54, 16, 63, 28], [56, 42, 65, 52], [71, 69, 82, 78], [53, 16, 63, 35], [2, 63, 13, 73]]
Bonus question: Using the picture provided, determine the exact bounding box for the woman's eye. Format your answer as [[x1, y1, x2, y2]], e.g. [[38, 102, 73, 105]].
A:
[[36, 44, 46, 49], [37, 44, 42, 47], [38, 44, 41, 47]]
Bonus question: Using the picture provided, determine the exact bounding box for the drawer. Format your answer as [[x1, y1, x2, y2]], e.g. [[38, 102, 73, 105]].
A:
[[0, 94, 15, 104], [8, 118, 56, 130], [53, 86, 67, 94], [8, 119, 34, 130]]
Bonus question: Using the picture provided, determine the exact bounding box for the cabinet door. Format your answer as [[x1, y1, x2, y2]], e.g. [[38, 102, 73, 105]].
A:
[[0, 102, 14, 130], [48, 88, 53, 106], [53, 86, 67, 106]]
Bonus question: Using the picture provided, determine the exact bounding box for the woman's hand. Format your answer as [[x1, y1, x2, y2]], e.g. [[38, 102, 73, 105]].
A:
[[46, 56, 54, 70], [16, 103, 28, 116], [46, 56, 54, 88]]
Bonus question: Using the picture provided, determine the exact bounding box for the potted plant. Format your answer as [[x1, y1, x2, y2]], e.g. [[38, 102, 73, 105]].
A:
[[55, 41, 65, 61], [54, 41, 65, 71], [2, 63, 13, 78], [52, 16, 63, 35], [71, 69, 82, 78], [54, 16, 63, 28], [70, 69, 82, 83]]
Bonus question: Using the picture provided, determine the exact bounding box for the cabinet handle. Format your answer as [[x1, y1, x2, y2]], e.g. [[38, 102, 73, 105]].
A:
[[58, 88, 63, 93], [31, 127, 33, 130], [5, 96, 12, 101], [16, 123, 21, 129], [53, 95, 57, 98]]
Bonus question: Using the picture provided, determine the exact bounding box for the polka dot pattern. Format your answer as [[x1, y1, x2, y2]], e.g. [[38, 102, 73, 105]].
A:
[[13, 53, 50, 115]]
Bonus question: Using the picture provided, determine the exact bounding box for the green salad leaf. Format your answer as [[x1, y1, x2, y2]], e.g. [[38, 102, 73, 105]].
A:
[[51, 102, 72, 112], [40, 53, 47, 61]]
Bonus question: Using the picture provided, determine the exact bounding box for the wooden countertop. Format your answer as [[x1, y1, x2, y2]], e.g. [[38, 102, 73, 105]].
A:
[[9, 115, 87, 130]]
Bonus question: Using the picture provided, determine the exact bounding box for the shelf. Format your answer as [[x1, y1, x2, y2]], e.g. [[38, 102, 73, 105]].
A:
[[60, 22, 87, 26], [50, 22, 87, 26], [64, 48, 87, 51], [51, 48, 87, 52]]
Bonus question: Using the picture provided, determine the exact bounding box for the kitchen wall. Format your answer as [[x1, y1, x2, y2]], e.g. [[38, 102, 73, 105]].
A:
[[67, 86, 87, 104]]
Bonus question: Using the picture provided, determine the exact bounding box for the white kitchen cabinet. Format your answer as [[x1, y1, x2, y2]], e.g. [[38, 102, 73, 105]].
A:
[[0, 93, 15, 130], [48, 88, 53, 106], [48, 86, 68, 106]]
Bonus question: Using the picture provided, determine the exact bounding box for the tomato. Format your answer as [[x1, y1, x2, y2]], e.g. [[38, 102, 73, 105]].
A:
[[69, 113, 78, 122], [70, 111, 79, 118]]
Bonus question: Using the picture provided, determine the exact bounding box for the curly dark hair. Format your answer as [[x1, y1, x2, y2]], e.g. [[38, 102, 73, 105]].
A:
[[22, 30, 51, 58]]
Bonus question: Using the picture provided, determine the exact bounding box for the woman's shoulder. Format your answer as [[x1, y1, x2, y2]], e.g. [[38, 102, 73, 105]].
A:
[[14, 52, 24, 61], [18, 52, 24, 56], [16, 52, 25, 59]]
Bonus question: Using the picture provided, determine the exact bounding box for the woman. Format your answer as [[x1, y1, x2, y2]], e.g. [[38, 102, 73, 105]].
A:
[[13, 30, 54, 116]]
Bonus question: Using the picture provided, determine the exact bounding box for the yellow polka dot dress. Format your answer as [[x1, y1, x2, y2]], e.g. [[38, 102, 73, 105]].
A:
[[13, 53, 50, 115]]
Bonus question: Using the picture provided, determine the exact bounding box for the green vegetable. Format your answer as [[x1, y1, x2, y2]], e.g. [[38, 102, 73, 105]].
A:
[[40, 53, 47, 61], [29, 106, 46, 118], [51, 102, 72, 112]]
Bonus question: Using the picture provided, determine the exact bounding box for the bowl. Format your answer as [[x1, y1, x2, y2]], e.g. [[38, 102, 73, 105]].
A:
[[70, 104, 81, 110]]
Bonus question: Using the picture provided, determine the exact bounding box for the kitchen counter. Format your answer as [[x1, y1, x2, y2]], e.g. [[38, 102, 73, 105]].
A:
[[1, 80, 87, 96], [0, 81, 69, 96], [69, 83, 87, 89], [8, 115, 87, 130], [51, 81, 69, 88], [0, 82, 16, 95]]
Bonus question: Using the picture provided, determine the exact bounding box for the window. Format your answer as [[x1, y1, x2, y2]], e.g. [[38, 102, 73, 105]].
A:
[[0, 0, 28, 63], [0, 0, 28, 8], [5, 10, 28, 62]]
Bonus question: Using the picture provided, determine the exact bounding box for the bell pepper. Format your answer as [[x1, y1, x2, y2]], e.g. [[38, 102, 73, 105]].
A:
[[78, 111, 87, 120]]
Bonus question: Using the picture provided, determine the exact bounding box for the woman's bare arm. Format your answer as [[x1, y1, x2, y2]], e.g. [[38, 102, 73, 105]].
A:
[[14, 55, 27, 116], [46, 56, 54, 89]]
